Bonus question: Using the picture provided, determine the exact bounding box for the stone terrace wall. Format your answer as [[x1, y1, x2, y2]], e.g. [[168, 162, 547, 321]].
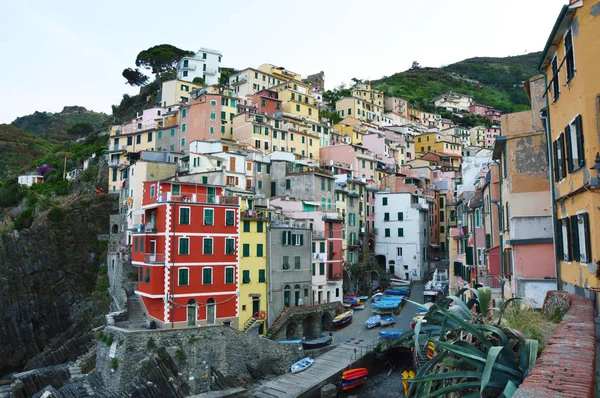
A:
[[514, 291, 596, 398], [269, 302, 345, 340], [97, 325, 303, 396]]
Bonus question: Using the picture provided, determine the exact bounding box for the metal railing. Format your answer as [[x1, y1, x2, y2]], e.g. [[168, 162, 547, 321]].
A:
[[157, 193, 239, 205], [144, 253, 165, 263], [478, 274, 502, 289]]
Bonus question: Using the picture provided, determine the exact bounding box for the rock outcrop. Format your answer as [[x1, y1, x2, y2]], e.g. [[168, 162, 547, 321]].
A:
[[0, 194, 114, 372]]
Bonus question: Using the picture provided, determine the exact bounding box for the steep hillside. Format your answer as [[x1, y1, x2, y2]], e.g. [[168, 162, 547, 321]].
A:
[[374, 52, 542, 113], [11, 106, 109, 141], [0, 124, 53, 179]]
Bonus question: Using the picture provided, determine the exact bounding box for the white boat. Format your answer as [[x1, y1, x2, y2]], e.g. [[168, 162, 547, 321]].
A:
[[365, 315, 381, 329], [358, 295, 369, 302], [291, 357, 314, 373], [352, 303, 365, 310], [373, 293, 383, 301], [380, 315, 396, 326], [390, 278, 411, 286]]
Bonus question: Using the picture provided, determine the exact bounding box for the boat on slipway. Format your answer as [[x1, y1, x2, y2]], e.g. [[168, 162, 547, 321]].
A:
[[291, 357, 314, 373], [333, 310, 353, 328], [301, 335, 333, 350]]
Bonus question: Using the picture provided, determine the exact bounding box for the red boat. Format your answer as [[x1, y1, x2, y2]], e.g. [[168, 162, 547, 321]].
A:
[[342, 368, 368, 381]]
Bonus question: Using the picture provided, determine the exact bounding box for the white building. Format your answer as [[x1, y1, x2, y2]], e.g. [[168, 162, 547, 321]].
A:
[[177, 48, 222, 86], [17, 174, 43, 187], [374, 192, 429, 281], [433, 92, 473, 113]]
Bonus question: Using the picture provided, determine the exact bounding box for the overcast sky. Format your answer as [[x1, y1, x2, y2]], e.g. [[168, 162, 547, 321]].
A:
[[0, 0, 567, 124]]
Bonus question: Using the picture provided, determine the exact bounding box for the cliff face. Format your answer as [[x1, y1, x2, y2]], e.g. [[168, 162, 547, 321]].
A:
[[0, 195, 113, 371]]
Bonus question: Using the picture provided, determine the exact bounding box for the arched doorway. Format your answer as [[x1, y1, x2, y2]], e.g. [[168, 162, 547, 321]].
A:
[[187, 299, 197, 327], [302, 315, 317, 339], [285, 321, 298, 340], [111, 224, 119, 234], [388, 260, 396, 276], [294, 284, 301, 306], [322, 312, 333, 331], [283, 285, 291, 308], [206, 298, 216, 325]]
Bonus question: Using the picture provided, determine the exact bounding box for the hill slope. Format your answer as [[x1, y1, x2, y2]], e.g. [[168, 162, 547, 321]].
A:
[[0, 124, 54, 178], [374, 52, 542, 113], [11, 106, 109, 141]]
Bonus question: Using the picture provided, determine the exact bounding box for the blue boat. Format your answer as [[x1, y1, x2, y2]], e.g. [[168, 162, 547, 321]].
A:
[[372, 301, 401, 310], [279, 340, 302, 344], [365, 315, 381, 329], [379, 330, 404, 340], [386, 288, 409, 296], [380, 295, 404, 301], [380, 315, 396, 326]]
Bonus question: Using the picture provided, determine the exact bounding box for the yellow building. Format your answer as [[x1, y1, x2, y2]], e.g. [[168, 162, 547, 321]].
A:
[[408, 107, 422, 123], [540, 1, 600, 296], [333, 116, 363, 144], [415, 132, 463, 156], [269, 80, 319, 120], [159, 79, 203, 107], [238, 199, 269, 334], [335, 83, 385, 126], [469, 126, 486, 147], [257, 63, 302, 82]]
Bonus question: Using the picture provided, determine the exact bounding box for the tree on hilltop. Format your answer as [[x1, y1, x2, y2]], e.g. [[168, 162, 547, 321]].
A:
[[135, 44, 194, 78], [122, 68, 149, 86]]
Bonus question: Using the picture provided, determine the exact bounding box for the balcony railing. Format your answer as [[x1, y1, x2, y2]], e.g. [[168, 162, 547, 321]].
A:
[[157, 193, 239, 205], [312, 231, 325, 239], [241, 210, 268, 220], [109, 145, 127, 152], [478, 274, 502, 289], [144, 253, 165, 263], [108, 160, 120, 168], [182, 64, 196, 70], [205, 68, 217, 75], [327, 273, 342, 282], [136, 223, 156, 233]]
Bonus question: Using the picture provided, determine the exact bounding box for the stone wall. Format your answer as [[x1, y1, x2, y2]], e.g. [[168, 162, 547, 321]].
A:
[[514, 291, 596, 397], [96, 325, 303, 396], [269, 302, 345, 340]]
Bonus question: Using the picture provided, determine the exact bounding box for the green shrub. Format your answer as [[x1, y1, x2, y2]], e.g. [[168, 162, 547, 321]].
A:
[[147, 338, 156, 350], [105, 334, 113, 346], [175, 348, 187, 364], [47, 206, 65, 224], [14, 206, 34, 230], [110, 358, 119, 371], [157, 347, 169, 361]]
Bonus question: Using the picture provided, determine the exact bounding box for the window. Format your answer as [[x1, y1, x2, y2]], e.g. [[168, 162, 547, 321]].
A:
[[225, 210, 235, 226], [559, 217, 571, 262], [179, 237, 189, 255], [321, 178, 326, 190], [203, 268, 212, 284], [382, 197, 388, 206], [397, 247, 403, 256], [204, 209, 214, 225], [243, 221, 250, 232], [150, 185, 155, 198], [179, 207, 190, 224], [285, 179, 291, 189], [565, 115, 585, 172], [181, 123, 186, 133], [257, 222, 264, 233], [158, 131, 162, 140], [553, 133, 567, 181], [210, 112, 216, 120], [320, 242, 326, 252], [203, 238, 213, 254], [577, 213, 592, 263], [256, 244, 264, 257], [294, 256, 301, 269], [170, 128, 175, 137], [183, 70, 188, 77], [181, 138, 186, 148], [225, 267, 234, 284], [242, 270, 250, 284], [398, 228, 404, 237], [296, 104, 300, 112], [312, 263, 316, 276], [475, 209, 481, 227], [178, 268, 189, 286], [551, 55, 560, 102], [384, 213, 390, 221], [283, 256, 290, 269], [148, 132, 153, 142], [385, 228, 390, 237], [242, 243, 250, 257], [319, 263, 325, 275], [225, 238, 235, 255], [397, 212, 404, 221], [259, 269, 266, 283], [564, 29, 575, 81]]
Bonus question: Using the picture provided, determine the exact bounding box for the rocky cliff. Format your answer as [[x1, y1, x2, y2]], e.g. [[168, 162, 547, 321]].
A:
[[0, 194, 114, 372]]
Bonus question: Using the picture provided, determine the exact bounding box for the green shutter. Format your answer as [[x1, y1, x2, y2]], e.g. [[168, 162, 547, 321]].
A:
[[226, 239, 235, 254], [179, 238, 189, 255], [243, 244, 250, 257], [243, 270, 250, 284], [243, 221, 250, 232], [257, 222, 263, 233], [180, 208, 190, 224], [259, 269, 266, 282], [570, 215, 580, 261], [398, 228, 404, 237], [257, 244, 264, 257], [312, 263, 316, 276], [179, 269, 189, 285], [226, 211, 235, 226], [319, 263, 325, 275], [203, 238, 213, 254], [398, 212, 403, 221], [295, 256, 301, 269], [299, 234, 304, 245], [225, 267, 234, 284], [205, 209, 214, 225], [465, 247, 474, 266], [203, 268, 212, 284]]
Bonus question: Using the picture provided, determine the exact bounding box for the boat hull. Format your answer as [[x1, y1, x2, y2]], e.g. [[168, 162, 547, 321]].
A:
[[342, 368, 368, 381], [302, 336, 333, 350], [380, 316, 396, 326], [379, 331, 404, 340], [291, 357, 314, 373], [342, 376, 368, 390], [365, 315, 381, 329]]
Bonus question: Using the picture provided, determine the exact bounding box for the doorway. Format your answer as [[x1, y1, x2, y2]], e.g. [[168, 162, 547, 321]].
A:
[[187, 299, 197, 326], [252, 297, 260, 316], [149, 240, 156, 260], [206, 298, 216, 325]]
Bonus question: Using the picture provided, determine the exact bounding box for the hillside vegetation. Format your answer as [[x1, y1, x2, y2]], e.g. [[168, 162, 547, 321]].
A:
[[374, 52, 542, 113], [11, 106, 109, 141], [0, 124, 54, 179]]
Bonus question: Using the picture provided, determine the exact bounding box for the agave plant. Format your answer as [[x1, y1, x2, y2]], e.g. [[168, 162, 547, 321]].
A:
[[388, 288, 537, 397]]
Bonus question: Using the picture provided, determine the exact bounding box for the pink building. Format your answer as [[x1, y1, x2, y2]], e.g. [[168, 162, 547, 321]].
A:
[[384, 97, 408, 118], [469, 104, 489, 116], [485, 126, 501, 148], [485, 109, 502, 123], [361, 134, 396, 169], [183, 92, 223, 149], [319, 144, 377, 181]]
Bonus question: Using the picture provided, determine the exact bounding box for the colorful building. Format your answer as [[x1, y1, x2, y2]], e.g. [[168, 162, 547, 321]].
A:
[[132, 179, 240, 328], [336, 83, 385, 126], [177, 47, 222, 86], [540, 0, 600, 301], [415, 132, 463, 157]]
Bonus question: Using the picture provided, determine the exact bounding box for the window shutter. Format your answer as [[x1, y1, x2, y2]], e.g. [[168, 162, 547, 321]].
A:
[[570, 215, 580, 262], [583, 213, 592, 264], [555, 218, 563, 260], [552, 140, 559, 182], [559, 134, 567, 179], [564, 218, 572, 262], [565, 125, 573, 173], [292, 234, 297, 245], [282, 231, 287, 245], [299, 234, 304, 246], [575, 115, 585, 167]]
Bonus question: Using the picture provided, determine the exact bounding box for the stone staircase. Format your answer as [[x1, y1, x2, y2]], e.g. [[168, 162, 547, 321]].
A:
[[68, 362, 82, 382], [242, 318, 264, 333], [127, 295, 148, 328]]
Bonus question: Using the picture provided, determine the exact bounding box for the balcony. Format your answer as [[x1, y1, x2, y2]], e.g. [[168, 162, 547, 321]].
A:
[[205, 68, 218, 75], [327, 273, 342, 283], [231, 77, 248, 86], [312, 230, 325, 239], [241, 209, 268, 220], [181, 64, 196, 71], [108, 160, 121, 168], [144, 253, 165, 264], [136, 223, 156, 233], [157, 193, 239, 205], [410, 202, 429, 211], [109, 145, 127, 153]]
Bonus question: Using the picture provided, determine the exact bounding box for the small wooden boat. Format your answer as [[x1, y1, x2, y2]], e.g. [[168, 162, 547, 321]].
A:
[[380, 295, 404, 301], [291, 357, 314, 373], [302, 335, 333, 350], [380, 315, 396, 326], [342, 368, 368, 381], [372, 301, 400, 310], [342, 302, 353, 308], [372, 308, 394, 315], [351, 302, 365, 310], [373, 292, 383, 301], [342, 376, 367, 390], [379, 330, 404, 340], [358, 295, 369, 302], [333, 310, 353, 328], [279, 340, 302, 344], [365, 315, 381, 329], [386, 288, 409, 296], [390, 278, 411, 286]]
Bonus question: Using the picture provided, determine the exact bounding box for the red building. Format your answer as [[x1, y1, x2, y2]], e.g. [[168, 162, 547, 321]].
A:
[[132, 178, 240, 328], [324, 218, 344, 280], [248, 89, 282, 115]]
